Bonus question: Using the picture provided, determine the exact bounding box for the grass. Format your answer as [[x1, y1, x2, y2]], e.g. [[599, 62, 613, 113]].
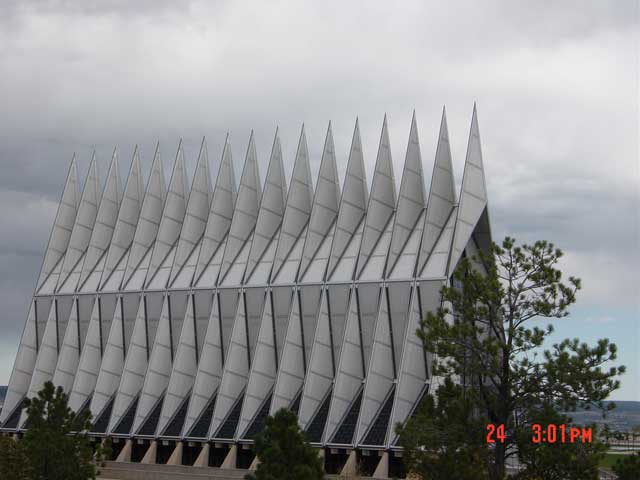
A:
[[600, 452, 627, 469]]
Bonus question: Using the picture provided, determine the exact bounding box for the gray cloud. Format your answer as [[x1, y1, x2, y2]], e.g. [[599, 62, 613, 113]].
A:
[[0, 0, 637, 395]]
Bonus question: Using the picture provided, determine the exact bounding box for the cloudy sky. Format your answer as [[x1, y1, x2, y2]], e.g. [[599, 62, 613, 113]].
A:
[[0, 1, 637, 400]]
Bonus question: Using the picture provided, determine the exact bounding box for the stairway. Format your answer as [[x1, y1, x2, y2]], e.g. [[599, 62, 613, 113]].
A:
[[98, 461, 247, 480]]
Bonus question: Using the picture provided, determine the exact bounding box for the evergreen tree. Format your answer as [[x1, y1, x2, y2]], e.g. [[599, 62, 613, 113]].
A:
[[398, 237, 624, 479], [0, 435, 32, 480], [399, 377, 489, 480], [246, 408, 324, 480], [21, 381, 96, 480], [513, 404, 606, 479]]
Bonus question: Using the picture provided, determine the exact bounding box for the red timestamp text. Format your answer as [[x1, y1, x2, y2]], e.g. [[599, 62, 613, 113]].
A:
[[532, 424, 593, 444], [486, 424, 593, 444]]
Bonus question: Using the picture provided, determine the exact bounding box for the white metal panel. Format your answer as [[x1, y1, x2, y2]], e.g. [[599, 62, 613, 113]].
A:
[[271, 287, 292, 361], [327, 119, 368, 279], [421, 206, 457, 279], [170, 139, 212, 285], [272, 126, 314, 280], [123, 145, 166, 288], [89, 298, 125, 419], [25, 301, 58, 398], [58, 251, 86, 293], [68, 299, 101, 412], [301, 223, 335, 283], [76, 295, 95, 364], [80, 151, 123, 290], [218, 289, 241, 360], [0, 301, 38, 425], [245, 130, 287, 281], [108, 296, 147, 432], [357, 283, 380, 371], [146, 144, 189, 287], [157, 295, 199, 435], [298, 290, 333, 430], [58, 156, 102, 291], [194, 137, 237, 285], [386, 113, 426, 277], [330, 220, 364, 281], [196, 236, 226, 287], [244, 288, 266, 360], [356, 117, 396, 278], [101, 150, 145, 289], [274, 226, 306, 284], [464, 237, 487, 275], [37, 158, 81, 292], [247, 231, 279, 285], [172, 238, 201, 288], [209, 296, 249, 438], [55, 296, 75, 353], [270, 290, 304, 414], [359, 213, 394, 281], [219, 133, 262, 283], [182, 293, 224, 437], [237, 294, 277, 437], [298, 124, 340, 281], [449, 106, 491, 273], [147, 244, 176, 290], [104, 253, 129, 294], [193, 291, 214, 355], [389, 211, 425, 279], [357, 289, 395, 444], [388, 283, 441, 446], [387, 282, 412, 372], [418, 109, 456, 274], [143, 293, 164, 358], [38, 258, 64, 295], [81, 253, 106, 292], [300, 285, 322, 365], [33, 298, 53, 348], [124, 245, 152, 291], [20, 301, 59, 426], [52, 299, 80, 393], [324, 289, 364, 442], [221, 233, 252, 286], [327, 284, 350, 370], [132, 295, 173, 434]]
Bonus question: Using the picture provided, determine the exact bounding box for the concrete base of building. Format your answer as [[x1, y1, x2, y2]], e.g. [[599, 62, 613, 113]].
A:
[[372, 451, 389, 479], [97, 461, 247, 479], [340, 450, 357, 476], [140, 440, 157, 464], [248, 454, 260, 471], [220, 444, 237, 469], [167, 442, 183, 465], [115, 439, 132, 463], [193, 443, 210, 467]]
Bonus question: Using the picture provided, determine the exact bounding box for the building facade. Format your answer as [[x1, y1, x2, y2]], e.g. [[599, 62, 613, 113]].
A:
[[0, 107, 491, 475]]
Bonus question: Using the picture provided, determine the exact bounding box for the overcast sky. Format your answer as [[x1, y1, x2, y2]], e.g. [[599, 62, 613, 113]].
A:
[[0, 1, 638, 400]]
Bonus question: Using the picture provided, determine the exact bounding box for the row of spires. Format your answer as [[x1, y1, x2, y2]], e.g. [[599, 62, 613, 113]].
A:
[[36, 106, 489, 297]]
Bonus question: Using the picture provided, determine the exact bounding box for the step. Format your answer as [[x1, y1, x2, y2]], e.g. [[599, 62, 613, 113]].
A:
[[98, 461, 247, 480], [97, 461, 376, 480]]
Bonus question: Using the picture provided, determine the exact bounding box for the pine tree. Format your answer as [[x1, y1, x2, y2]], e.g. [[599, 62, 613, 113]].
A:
[[246, 408, 324, 480], [398, 237, 625, 479], [513, 404, 606, 479], [0, 435, 32, 480], [21, 381, 96, 480], [399, 377, 489, 480]]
